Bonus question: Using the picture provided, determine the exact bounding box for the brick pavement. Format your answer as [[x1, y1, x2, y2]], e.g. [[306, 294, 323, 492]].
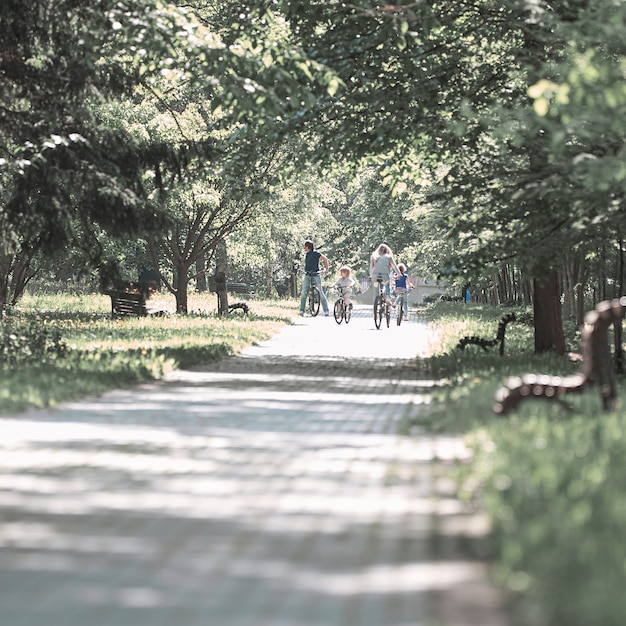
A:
[[0, 305, 507, 625]]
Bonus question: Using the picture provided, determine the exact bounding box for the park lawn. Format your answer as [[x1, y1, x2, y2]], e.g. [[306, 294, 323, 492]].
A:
[[0, 291, 298, 414], [412, 301, 626, 626], [5, 293, 626, 625]]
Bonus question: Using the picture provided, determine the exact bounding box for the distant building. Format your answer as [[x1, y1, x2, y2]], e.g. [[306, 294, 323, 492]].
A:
[[354, 275, 447, 304], [406, 275, 448, 304]]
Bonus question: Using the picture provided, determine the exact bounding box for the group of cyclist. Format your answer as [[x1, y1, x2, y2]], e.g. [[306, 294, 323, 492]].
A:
[[299, 240, 412, 322]]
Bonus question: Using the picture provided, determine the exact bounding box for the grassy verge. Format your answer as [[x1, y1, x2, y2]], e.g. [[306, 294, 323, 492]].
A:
[[1, 291, 297, 414], [412, 301, 626, 626]]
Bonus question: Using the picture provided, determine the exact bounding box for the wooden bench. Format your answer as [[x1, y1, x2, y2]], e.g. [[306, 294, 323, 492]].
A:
[[457, 313, 516, 357], [105, 290, 147, 318], [227, 282, 255, 295], [494, 297, 626, 415]]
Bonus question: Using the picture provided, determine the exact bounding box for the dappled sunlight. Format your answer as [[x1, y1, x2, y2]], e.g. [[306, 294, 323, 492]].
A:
[[0, 521, 152, 556], [0, 307, 504, 625], [223, 558, 493, 595], [0, 413, 466, 522]]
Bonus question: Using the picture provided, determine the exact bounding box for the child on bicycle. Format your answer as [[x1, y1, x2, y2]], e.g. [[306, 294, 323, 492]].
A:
[[393, 263, 413, 321], [370, 243, 400, 304], [331, 265, 355, 309]]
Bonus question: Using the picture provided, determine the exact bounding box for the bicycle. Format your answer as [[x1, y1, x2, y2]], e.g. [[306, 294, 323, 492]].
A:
[[332, 286, 352, 325], [304, 271, 324, 317], [393, 287, 409, 326], [373, 278, 391, 329]]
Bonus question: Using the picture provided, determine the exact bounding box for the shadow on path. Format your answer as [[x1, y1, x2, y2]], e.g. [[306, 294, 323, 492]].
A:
[[0, 308, 507, 626]]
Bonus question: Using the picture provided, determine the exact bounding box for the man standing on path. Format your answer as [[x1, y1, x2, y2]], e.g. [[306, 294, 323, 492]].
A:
[[299, 239, 330, 316]]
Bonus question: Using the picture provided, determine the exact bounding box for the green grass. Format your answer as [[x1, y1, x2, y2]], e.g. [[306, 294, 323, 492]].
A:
[[413, 301, 626, 626], [1, 291, 297, 414], [405, 302, 587, 433], [5, 293, 626, 625]]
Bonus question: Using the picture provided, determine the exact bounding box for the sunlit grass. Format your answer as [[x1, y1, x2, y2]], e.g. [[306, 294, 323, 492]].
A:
[[408, 302, 581, 432], [1, 291, 298, 414], [415, 300, 626, 626]]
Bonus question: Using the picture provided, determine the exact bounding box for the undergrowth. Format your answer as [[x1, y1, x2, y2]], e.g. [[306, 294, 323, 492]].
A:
[[0, 291, 296, 413], [413, 300, 626, 626]]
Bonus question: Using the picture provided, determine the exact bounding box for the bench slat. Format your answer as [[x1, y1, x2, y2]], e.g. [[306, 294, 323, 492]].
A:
[[106, 291, 147, 318]]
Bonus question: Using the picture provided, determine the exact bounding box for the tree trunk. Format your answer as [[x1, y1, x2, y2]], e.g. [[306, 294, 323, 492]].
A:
[[0, 275, 8, 317], [0, 247, 36, 315], [598, 243, 607, 302], [10, 252, 35, 305], [614, 238, 624, 372], [616, 238, 624, 297], [574, 257, 587, 327], [266, 263, 273, 298], [175, 267, 189, 314], [562, 262, 574, 321], [195, 254, 207, 292], [0, 248, 10, 316], [496, 271, 505, 304], [533, 271, 566, 355], [214, 240, 229, 315], [490, 275, 499, 305], [289, 268, 298, 298]]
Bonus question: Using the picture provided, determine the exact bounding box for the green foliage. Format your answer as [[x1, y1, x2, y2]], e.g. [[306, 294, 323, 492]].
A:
[[0, 350, 174, 414], [0, 291, 295, 413], [0, 317, 67, 366], [227, 164, 428, 293], [261, 0, 520, 177], [226, 166, 342, 293], [467, 414, 626, 626], [4, 0, 625, 363], [415, 300, 626, 626], [407, 0, 626, 284]]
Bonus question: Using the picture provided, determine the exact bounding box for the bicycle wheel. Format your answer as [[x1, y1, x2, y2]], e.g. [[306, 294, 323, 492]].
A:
[[344, 302, 352, 324], [385, 301, 391, 328], [373, 294, 383, 329], [309, 287, 320, 316], [397, 298, 403, 326], [333, 299, 343, 324]]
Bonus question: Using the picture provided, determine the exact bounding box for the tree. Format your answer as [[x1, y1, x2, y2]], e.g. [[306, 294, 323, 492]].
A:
[[218, 1, 565, 349], [222, 0, 626, 352], [422, 0, 626, 351], [112, 75, 307, 312], [0, 0, 336, 311], [227, 167, 341, 297], [0, 0, 187, 310], [5, 0, 625, 345], [147, 178, 269, 314]]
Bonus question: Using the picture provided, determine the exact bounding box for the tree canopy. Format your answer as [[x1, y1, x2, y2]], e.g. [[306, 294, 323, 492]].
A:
[[2, 0, 626, 345]]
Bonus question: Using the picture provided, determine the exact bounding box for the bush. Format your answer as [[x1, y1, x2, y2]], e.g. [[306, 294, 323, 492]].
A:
[[416, 300, 626, 626], [0, 317, 67, 366], [0, 293, 297, 412]]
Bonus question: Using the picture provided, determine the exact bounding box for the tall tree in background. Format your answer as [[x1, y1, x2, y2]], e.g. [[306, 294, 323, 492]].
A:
[[0, 0, 183, 309], [227, 1, 569, 350], [418, 0, 626, 351], [257, 0, 625, 353], [3, 0, 625, 342], [101, 69, 291, 313], [0, 0, 334, 310]]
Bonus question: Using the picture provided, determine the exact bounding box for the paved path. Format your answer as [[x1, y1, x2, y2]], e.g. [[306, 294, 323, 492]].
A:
[[0, 306, 506, 625]]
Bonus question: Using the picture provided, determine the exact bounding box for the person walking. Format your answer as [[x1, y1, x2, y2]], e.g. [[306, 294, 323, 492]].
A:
[[299, 240, 330, 316], [369, 243, 400, 304]]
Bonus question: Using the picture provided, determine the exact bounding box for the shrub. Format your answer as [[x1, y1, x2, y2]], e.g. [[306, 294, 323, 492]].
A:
[[0, 317, 67, 366]]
